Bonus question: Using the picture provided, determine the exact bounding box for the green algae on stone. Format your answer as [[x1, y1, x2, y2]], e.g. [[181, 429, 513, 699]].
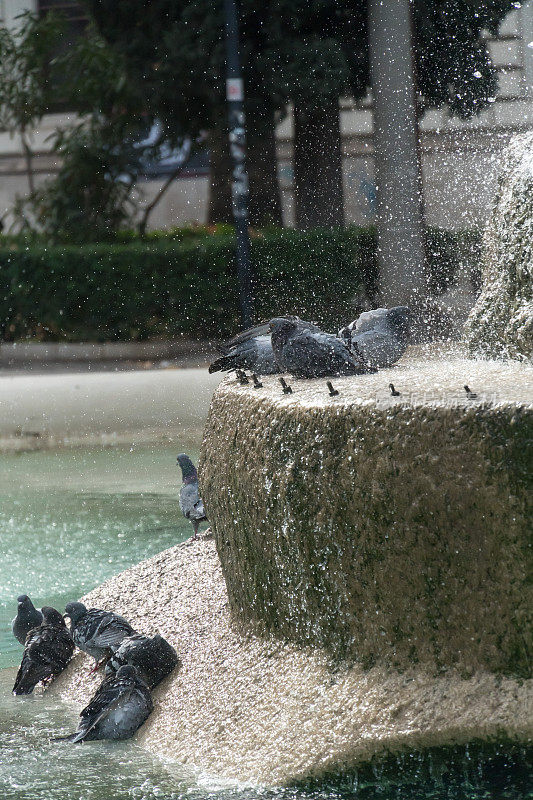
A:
[[464, 132, 533, 361], [200, 366, 532, 678]]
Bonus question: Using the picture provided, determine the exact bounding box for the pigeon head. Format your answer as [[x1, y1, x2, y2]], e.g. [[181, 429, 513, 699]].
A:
[[64, 601, 87, 625], [387, 306, 410, 338], [41, 607, 65, 627], [177, 454, 197, 480], [269, 318, 299, 348], [116, 664, 137, 679], [17, 594, 32, 607]]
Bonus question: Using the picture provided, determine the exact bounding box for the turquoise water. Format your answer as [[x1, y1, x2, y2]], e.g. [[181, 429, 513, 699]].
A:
[[1, 444, 531, 798], [0, 443, 198, 669]]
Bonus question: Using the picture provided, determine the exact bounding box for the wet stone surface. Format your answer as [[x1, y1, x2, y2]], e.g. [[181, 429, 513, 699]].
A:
[[49, 534, 532, 785], [201, 354, 532, 676]]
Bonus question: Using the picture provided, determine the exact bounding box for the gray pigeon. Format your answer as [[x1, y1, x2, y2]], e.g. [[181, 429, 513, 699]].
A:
[[339, 306, 410, 368], [105, 633, 180, 689], [209, 332, 279, 375], [12, 607, 74, 695], [176, 454, 207, 539], [64, 601, 136, 670], [12, 594, 43, 645], [208, 318, 321, 375], [56, 664, 153, 742], [270, 318, 376, 378]]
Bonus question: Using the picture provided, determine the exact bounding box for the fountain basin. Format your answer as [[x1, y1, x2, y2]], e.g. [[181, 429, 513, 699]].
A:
[[200, 352, 532, 677], [48, 351, 532, 782], [49, 537, 531, 785]]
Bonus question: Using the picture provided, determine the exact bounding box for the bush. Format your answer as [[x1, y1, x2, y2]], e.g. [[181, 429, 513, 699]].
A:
[[0, 226, 480, 342]]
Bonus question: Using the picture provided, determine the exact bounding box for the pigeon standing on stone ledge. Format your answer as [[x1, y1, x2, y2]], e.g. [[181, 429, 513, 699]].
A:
[[12, 594, 43, 645], [56, 664, 153, 742], [208, 318, 321, 375], [105, 633, 180, 689], [65, 601, 136, 670], [270, 318, 375, 378], [12, 607, 74, 695], [339, 306, 410, 369], [177, 453, 208, 540]]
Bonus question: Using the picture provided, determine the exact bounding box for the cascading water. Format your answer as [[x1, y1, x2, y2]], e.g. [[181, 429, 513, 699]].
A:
[[465, 131, 533, 360]]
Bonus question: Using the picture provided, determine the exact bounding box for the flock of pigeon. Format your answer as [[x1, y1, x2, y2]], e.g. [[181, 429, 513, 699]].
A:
[[11, 595, 179, 742], [9, 307, 410, 745], [208, 307, 410, 378], [177, 307, 412, 542]]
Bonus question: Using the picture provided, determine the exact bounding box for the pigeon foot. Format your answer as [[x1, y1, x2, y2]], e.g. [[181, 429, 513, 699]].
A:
[[89, 657, 109, 675]]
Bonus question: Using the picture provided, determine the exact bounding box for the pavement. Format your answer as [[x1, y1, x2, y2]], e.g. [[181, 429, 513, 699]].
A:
[[0, 339, 216, 375], [0, 366, 222, 450]]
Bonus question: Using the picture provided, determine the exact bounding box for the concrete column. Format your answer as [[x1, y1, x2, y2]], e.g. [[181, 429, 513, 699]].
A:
[[522, 1, 533, 96], [368, 0, 427, 307]]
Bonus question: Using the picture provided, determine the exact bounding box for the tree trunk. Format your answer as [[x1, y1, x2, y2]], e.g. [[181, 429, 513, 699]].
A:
[[21, 132, 35, 195], [208, 103, 283, 228], [246, 98, 283, 227], [293, 98, 345, 229], [207, 124, 233, 224]]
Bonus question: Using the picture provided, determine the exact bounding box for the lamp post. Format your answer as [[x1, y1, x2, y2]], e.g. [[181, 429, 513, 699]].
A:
[[223, 0, 254, 329], [368, 0, 427, 307]]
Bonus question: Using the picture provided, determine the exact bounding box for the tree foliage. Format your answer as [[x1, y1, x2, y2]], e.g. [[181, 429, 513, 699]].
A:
[[85, 0, 516, 128], [13, 23, 170, 242], [0, 12, 64, 193]]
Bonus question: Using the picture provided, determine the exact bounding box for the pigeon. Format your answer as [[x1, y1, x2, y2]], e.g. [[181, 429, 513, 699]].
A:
[[105, 633, 180, 689], [209, 331, 279, 375], [270, 317, 375, 378], [208, 318, 321, 375], [65, 601, 136, 670], [176, 453, 207, 539], [56, 665, 153, 742], [12, 607, 74, 695], [12, 594, 43, 645], [339, 306, 410, 369]]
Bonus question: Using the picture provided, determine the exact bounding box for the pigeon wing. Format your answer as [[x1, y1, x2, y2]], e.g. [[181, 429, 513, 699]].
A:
[[218, 323, 271, 353], [91, 613, 136, 651], [105, 635, 149, 676], [73, 681, 134, 742], [280, 333, 325, 377], [12, 626, 72, 693], [351, 329, 405, 368], [72, 610, 106, 649], [13, 654, 48, 694], [191, 497, 206, 521], [180, 483, 206, 521], [282, 332, 360, 378]]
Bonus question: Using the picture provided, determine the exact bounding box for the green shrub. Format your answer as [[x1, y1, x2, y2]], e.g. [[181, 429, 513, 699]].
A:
[[0, 226, 480, 342]]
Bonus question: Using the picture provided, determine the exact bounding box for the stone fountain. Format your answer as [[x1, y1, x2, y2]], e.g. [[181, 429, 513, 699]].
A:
[[51, 133, 532, 785], [464, 131, 532, 361]]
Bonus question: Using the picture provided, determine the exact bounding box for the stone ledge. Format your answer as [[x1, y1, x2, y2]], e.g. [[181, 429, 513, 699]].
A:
[[200, 354, 532, 676], [48, 538, 532, 784]]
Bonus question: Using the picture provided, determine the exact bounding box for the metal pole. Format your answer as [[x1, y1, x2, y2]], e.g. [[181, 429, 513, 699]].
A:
[[223, 0, 254, 328], [368, 0, 427, 307]]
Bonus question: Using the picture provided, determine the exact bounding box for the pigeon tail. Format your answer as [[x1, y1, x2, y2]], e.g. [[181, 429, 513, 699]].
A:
[[208, 354, 243, 374], [53, 733, 81, 743]]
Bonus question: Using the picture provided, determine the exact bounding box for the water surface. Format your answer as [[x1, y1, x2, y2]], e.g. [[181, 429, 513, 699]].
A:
[[0, 443, 198, 668]]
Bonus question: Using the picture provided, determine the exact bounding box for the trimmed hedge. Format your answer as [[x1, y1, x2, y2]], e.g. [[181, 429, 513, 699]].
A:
[[0, 227, 478, 342]]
